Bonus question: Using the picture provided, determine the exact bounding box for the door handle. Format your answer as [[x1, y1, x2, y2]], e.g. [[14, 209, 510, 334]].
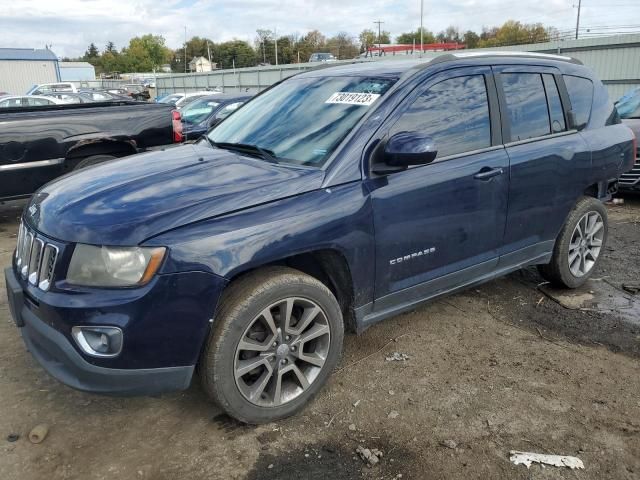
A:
[[474, 167, 504, 180]]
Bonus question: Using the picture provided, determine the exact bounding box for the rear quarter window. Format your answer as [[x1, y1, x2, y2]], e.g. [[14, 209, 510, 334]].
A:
[[563, 75, 594, 130]]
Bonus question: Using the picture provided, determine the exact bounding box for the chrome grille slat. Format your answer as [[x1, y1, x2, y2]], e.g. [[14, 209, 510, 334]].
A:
[[15, 221, 58, 291], [21, 232, 34, 279], [28, 239, 44, 285]]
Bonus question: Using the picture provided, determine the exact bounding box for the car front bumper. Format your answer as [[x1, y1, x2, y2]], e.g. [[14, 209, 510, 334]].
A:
[[5, 266, 226, 395]]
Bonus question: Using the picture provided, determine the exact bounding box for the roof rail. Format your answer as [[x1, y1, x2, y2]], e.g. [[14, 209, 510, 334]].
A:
[[429, 50, 583, 66]]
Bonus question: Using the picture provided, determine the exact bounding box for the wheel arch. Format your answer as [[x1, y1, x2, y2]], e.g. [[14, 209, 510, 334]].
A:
[[225, 249, 357, 333], [64, 137, 137, 169]]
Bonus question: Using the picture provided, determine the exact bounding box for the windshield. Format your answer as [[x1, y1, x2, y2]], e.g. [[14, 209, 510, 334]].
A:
[[182, 98, 221, 124], [617, 87, 640, 119], [207, 76, 395, 166]]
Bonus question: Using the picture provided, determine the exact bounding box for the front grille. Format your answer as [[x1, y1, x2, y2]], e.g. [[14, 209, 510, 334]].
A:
[[15, 222, 58, 291], [619, 148, 640, 186]]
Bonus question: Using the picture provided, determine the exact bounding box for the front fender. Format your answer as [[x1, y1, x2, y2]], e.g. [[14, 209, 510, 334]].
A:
[[146, 182, 375, 308]]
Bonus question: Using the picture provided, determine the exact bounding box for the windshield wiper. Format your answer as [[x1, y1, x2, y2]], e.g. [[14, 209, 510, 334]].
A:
[[207, 140, 279, 164]]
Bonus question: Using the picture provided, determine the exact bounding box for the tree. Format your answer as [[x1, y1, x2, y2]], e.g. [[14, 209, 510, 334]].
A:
[[326, 32, 358, 59], [212, 40, 255, 69], [185, 36, 214, 60], [396, 28, 435, 45], [437, 26, 461, 43], [255, 29, 273, 63], [84, 43, 99, 58], [359, 28, 390, 52], [462, 30, 480, 49], [105, 41, 116, 54], [478, 20, 551, 47]]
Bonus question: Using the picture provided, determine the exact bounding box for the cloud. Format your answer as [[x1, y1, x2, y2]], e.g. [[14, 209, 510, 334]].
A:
[[1, 0, 637, 58]]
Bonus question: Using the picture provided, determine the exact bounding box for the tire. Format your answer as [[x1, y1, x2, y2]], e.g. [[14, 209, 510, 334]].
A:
[[73, 154, 117, 170], [200, 266, 344, 424], [538, 196, 608, 288]]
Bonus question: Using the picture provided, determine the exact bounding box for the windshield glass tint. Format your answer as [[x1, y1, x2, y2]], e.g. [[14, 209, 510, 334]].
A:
[[183, 99, 221, 123], [208, 76, 395, 166]]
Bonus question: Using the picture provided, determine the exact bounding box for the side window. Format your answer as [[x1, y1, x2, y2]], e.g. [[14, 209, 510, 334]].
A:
[[27, 98, 52, 106], [542, 74, 566, 133], [391, 75, 492, 159], [501, 73, 550, 141], [563, 75, 594, 130]]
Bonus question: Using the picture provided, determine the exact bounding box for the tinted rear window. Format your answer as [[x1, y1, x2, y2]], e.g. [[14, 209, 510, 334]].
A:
[[563, 75, 593, 130], [502, 73, 550, 141]]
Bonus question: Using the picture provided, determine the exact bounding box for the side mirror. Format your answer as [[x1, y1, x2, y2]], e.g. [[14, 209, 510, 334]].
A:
[[383, 131, 438, 168]]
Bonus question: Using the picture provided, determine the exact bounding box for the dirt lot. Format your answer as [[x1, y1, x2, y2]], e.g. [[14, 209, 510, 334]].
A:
[[1, 196, 639, 480]]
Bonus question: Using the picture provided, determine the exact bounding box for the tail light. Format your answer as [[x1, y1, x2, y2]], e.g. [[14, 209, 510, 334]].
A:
[[172, 110, 183, 143]]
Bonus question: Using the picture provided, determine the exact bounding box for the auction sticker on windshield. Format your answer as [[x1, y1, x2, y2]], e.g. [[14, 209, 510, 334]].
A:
[[325, 92, 380, 106]]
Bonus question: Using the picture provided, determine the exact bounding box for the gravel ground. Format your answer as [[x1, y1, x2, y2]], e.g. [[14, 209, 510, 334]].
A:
[[0, 196, 639, 480]]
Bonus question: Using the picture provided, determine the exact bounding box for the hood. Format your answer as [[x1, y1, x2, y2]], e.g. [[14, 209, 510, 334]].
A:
[[28, 143, 324, 245]]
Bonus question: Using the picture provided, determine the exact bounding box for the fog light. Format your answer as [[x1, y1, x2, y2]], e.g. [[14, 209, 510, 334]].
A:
[[72, 326, 123, 358]]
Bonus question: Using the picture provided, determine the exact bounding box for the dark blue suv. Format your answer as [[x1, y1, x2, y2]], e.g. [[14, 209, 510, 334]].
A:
[[5, 53, 636, 423]]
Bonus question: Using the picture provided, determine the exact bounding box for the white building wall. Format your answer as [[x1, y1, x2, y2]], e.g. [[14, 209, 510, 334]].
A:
[[0, 60, 59, 94]]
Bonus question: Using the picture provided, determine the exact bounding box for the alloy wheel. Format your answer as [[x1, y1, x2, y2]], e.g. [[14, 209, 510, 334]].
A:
[[234, 297, 331, 407], [568, 211, 604, 277]]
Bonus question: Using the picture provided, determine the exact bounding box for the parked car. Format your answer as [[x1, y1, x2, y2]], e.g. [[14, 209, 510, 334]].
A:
[[615, 87, 640, 191], [0, 95, 65, 107], [309, 52, 337, 62], [26, 82, 78, 95], [159, 91, 219, 109], [0, 101, 182, 201], [78, 90, 132, 102], [42, 92, 94, 104], [181, 93, 253, 140], [5, 53, 635, 424], [123, 84, 151, 101]]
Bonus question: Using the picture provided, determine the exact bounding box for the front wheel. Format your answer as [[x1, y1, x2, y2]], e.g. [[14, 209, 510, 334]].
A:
[[200, 267, 344, 424], [538, 196, 608, 288]]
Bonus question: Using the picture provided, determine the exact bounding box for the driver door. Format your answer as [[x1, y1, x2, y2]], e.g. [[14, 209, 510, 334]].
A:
[[365, 67, 510, 308]]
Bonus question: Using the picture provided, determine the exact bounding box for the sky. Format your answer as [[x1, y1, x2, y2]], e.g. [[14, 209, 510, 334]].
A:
[[2, 0, 640, 58]]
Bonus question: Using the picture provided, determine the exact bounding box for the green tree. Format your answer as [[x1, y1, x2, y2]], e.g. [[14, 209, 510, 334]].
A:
[[105, 41, 116, 54], [396, 28, 435, 45], [359, 28, 390, 52], [462, 30, 480, 49], [84, 43, 99, 58], [478, 20, 551, 47], [325, 32, 358, 59], [212, 40, 256, 69]]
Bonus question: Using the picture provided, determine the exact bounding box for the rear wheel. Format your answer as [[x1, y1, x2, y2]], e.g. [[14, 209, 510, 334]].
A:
[[73, 154, 117, 170], [200, 267, 344, 424], [538, 196, 608, 288]]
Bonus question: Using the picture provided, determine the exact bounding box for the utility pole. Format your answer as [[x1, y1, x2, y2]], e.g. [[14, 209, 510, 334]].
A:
[[374, 20, 384, 54], [575, 0, 582, 39], [183, 28, 187, 73], [207, 42, 211, 65], [420, 0, 424, 55]]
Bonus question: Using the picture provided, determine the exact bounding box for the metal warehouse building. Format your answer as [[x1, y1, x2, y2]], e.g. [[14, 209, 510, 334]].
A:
[[59, 61, 96, 81], [0, 48, 60, 95]]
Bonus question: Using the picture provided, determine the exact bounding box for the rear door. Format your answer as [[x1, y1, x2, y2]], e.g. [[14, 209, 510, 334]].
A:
[[367, 67, 510, 306], [494, 66, 591, 266]]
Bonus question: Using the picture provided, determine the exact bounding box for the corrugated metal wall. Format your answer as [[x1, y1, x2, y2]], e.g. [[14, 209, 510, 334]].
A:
[[59, 66, 96, 81], [156, 34, 640, 102], [0, 60, 59, 94]]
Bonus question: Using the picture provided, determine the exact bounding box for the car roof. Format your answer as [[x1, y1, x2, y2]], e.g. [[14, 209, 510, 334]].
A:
[[297, 51, 583, 80]]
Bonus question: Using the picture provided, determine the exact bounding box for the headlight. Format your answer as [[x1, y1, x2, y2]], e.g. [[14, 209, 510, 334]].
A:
[[67, 245, 166, 287]]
